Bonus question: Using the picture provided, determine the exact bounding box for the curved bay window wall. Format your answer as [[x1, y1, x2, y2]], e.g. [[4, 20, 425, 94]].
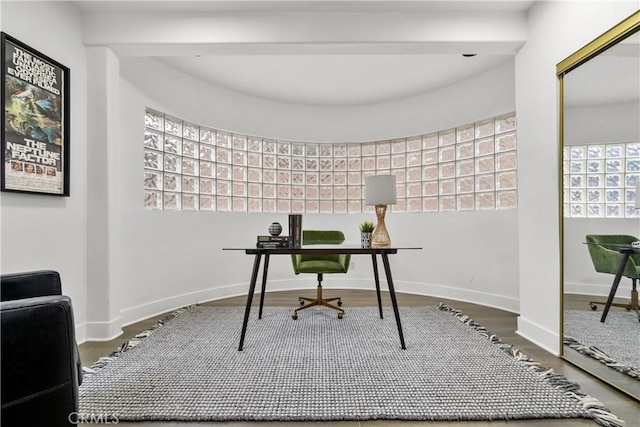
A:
[[143, 108, 518, 213], [563, 142, 640, 218]]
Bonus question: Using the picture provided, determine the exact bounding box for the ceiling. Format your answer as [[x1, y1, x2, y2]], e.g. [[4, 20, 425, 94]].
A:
[[155, 54, 513, 106], [72, 0, 535, 106]]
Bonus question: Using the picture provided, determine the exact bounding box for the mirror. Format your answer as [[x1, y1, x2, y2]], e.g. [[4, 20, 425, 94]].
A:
[[559, 11, 640, 401]]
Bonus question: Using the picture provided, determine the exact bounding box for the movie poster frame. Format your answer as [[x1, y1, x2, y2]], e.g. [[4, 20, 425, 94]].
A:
[[1, 32, 70, 196]]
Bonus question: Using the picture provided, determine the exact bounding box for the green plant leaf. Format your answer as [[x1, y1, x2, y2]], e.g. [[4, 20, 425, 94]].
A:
[[359, 221, 375, 232]]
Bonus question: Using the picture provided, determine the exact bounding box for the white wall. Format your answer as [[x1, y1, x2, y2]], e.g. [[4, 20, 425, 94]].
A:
[[121, 57, 516, 143], [105, 56, 520, 334], [85, 46, 123, 340], [0, 1, 89, 340], [565, 101, 640, 145], [514, 1, 638, 354]]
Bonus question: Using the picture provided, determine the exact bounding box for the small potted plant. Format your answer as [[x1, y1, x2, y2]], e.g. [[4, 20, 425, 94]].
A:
[[359, 221, 375, 248]]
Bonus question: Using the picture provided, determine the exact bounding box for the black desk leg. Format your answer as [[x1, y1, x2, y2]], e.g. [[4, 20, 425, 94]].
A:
[[371, 254, 383, 319], [238, 253, 262, 351], [381, 253, 406, 350], [601, 252, 630, 323], [258, 254, 270, 319]]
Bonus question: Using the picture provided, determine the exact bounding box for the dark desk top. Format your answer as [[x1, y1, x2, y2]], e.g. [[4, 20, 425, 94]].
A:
[[223, 245, 422, 255]]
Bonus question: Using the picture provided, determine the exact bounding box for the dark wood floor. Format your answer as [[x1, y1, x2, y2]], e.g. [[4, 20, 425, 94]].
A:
[[79, 290, 640, 427]]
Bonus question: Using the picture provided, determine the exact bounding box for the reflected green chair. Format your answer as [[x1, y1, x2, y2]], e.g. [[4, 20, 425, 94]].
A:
[[585, 234, 640, 318], [291, 230, 350, 320]]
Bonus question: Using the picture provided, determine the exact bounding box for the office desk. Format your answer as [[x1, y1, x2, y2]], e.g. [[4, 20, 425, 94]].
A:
[[588, 243, 640, 323], [223, 245, 421, 351]]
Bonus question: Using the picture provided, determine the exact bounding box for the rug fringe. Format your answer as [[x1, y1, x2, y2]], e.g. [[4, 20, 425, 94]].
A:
[[564, 335, 640, 380], [438, 303, 627, 427], [84, 305, 194, 372]]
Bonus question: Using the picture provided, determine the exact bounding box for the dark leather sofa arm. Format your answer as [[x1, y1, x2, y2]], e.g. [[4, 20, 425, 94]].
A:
[[1, 271, 82, 426], [0, 269, 83, 383], [1, 270, 63, 301]]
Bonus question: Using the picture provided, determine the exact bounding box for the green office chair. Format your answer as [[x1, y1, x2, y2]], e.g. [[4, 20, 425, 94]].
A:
[[585, 234, 640, 318], [291, 230, 350, 320]]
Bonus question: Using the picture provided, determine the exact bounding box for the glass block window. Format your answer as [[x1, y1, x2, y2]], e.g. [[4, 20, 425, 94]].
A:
[[144, 108, 517, 213], [563, 142, 640, 218]]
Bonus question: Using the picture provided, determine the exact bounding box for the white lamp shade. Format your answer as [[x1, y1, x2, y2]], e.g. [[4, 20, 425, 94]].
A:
[[365, 175, 397, 205], [636, 182, 640, 209]]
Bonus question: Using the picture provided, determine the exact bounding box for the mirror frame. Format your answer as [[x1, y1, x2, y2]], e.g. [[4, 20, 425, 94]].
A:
[[557, 10, 640, 400]]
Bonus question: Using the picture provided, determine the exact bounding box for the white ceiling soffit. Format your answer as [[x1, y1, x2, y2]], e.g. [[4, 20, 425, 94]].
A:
[[72, 1, 536, 13], [74, 0, 532, 105], [156, 54, 513, 105]]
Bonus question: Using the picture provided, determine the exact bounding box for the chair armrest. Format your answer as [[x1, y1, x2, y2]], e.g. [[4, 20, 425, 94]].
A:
[[291, 254, 302, 273], [1, 295, 80, 423], [338, 254, 351, 272], [1, 270, 62, 301], [588, 245, 640, 278]]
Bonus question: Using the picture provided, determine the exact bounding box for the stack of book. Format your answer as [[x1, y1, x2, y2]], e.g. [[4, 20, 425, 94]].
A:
[[256, 215, 303, 248], [256, 235, 291, 248], [289, 214, 302, 248]]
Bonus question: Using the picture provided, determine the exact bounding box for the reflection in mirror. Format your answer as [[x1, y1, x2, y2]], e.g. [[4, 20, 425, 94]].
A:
[[560, 15, 640, 401]]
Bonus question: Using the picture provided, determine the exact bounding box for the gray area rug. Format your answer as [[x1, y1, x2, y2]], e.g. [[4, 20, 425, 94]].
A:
[[79, 304, 623, 425], [564, 309, 640, 379]]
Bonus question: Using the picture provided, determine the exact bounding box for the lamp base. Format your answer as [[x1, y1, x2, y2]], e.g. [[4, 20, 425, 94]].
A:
[[371, 204, 391, 248]]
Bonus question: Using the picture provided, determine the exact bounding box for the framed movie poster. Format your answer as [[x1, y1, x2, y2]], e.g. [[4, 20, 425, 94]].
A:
[[1, 32, 70, 196]]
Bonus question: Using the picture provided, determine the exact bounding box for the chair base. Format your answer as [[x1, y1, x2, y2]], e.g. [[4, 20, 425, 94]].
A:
[[292, 285, 344, 319], [589, 289, 640, 321]]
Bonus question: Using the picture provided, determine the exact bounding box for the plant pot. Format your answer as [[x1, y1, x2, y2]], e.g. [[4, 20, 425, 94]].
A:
[[361, 232, 372, 248]]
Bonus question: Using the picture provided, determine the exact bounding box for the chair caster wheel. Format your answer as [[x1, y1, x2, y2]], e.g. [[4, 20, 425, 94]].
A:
[[338, 312, 344, 319], [589, 304, 598, 311], [337, 301, 342, 306], [292, 313, 298, 320]]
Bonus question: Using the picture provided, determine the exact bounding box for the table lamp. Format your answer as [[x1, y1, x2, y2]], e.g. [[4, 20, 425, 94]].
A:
[[365, 175, 397, 248]]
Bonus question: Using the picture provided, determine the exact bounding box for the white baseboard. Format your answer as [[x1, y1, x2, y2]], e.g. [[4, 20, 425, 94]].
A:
[[80, 278, 520, 342], [399, 281, 520, 314], [516, 316, 560, 356], [75, 324, 87, 344], [80, 316, 123, 343], [564, 281, 632, 296]]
